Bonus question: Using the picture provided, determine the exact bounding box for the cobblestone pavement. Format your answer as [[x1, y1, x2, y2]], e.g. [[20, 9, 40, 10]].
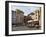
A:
[[12, 25, 41, 31]]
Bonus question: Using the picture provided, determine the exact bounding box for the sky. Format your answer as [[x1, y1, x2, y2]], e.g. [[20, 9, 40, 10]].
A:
[[11, 5, 40, 16]]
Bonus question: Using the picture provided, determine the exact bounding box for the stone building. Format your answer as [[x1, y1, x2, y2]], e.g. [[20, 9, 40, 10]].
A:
[[24, 16, 33, 26], [16, 9, 24, 25], [28, 7, 41, 27], [12, 11, 16, 25], [12, 9, 24, 26]]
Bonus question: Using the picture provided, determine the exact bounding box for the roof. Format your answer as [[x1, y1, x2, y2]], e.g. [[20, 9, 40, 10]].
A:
[[28, 12, 34, 16], [16, 9, 24, 14]]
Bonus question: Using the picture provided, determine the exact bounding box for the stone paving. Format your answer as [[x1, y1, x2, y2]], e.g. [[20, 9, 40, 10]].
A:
[[12, 25, 41, 31]]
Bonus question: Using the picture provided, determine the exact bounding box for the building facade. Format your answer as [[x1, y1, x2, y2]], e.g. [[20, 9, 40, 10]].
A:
[[12, 11, 16, 25], [27, 7, 41, 27], [12, 9, 24, 26]]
